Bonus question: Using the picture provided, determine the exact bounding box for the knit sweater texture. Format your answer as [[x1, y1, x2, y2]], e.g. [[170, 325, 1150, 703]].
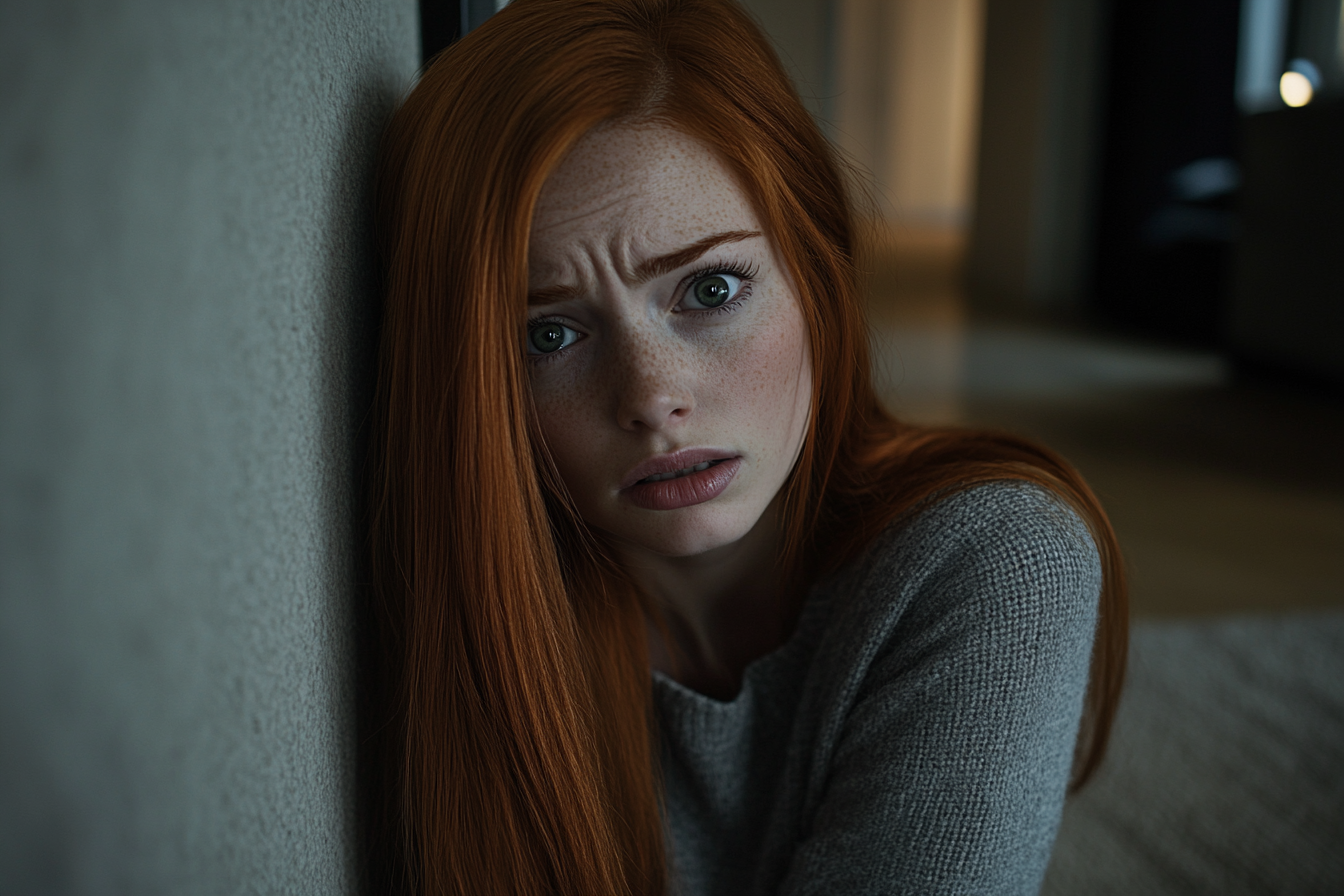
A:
[[654, 482, 1102, 896]]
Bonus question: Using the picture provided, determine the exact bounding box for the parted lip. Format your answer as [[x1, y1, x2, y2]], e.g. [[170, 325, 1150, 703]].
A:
[[618, 447, 740, 491]]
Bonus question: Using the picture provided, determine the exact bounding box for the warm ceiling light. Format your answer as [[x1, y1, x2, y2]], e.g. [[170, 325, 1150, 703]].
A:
[[1280, 71, 1315, 107]]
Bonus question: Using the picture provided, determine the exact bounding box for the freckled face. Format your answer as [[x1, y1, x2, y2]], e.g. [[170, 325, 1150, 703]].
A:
[[525, 124, 813, 558]]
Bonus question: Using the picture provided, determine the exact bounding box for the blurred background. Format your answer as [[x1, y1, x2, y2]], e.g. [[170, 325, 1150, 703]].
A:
[[2, 0, 1340, 891], [731, 0, 1344, 622], [725, 0, 1344, 889]]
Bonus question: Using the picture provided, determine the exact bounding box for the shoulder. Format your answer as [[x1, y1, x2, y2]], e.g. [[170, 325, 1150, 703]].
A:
[[888, 479, 1095, 565], [780, 481, 1103, 895], [859, 479, 1100, 614], [816, 480, 1102, 678]]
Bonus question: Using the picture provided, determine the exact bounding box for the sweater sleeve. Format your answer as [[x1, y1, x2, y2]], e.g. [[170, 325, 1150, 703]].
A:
[[777, 484, 1102, 895]]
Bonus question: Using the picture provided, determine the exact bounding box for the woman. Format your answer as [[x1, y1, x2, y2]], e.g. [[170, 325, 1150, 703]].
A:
[[367, 0, 1127, 893]]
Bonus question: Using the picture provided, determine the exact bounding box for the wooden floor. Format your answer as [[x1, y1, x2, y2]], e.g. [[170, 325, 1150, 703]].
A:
[[862, 226, 1344, 618]]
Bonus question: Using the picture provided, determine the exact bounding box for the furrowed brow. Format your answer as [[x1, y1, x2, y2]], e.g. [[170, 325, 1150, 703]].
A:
[[526, 230, 762, 305], [527, 283, 582, 306], [633, 230, 762, 283]]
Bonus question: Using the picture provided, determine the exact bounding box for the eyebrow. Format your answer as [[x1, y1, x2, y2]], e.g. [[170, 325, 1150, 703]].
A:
[[527, 229, 762, 306]]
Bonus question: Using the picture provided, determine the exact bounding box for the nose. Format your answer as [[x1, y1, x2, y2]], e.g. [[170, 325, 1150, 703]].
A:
[[612, 333, 695, 433]]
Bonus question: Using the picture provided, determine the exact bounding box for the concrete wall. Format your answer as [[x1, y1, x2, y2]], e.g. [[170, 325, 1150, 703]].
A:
[[0, 1, 417, 891]]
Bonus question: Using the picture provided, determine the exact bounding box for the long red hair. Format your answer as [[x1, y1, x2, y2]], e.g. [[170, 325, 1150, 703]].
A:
[[367, 0, 1128, 892]]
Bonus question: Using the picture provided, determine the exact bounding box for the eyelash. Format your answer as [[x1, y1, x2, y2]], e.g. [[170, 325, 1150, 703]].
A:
[[678, 259, 758, 316], [524, 258, 760, 364]]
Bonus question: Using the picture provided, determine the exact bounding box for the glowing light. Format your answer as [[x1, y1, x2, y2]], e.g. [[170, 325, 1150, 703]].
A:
[[1280, 71, 1315, 106]]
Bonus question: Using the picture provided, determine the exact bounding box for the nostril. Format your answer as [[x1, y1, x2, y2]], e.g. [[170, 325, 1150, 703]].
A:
[[616, 387, 694, 432]]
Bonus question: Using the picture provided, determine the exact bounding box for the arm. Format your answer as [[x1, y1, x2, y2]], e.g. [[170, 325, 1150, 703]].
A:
[[780, 485, 1101, 895]]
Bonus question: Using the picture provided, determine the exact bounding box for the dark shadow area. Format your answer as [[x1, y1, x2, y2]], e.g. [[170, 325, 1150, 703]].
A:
[[1091, 0, 1242, 346], [419, 0, 462, 64], [420, 0, 501, 64], [1228, 100, 1344, 384]]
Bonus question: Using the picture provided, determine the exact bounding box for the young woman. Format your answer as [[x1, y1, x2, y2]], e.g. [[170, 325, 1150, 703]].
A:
[[367, 0, 1128, 893]]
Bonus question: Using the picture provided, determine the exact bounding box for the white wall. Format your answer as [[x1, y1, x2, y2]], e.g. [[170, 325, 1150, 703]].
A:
[[0, 1, 417, 891]]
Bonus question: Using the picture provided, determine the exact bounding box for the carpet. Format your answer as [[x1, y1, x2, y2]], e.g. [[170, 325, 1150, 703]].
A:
[[1042, 613, 1344, 895]]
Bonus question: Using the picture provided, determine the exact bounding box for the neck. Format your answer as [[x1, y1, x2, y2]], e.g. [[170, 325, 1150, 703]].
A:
[[610, 497, 791, 700]]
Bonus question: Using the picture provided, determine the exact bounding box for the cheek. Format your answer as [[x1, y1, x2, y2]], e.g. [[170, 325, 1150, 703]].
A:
[[714, 304, 811, 445], [529, 362, 601, 483]]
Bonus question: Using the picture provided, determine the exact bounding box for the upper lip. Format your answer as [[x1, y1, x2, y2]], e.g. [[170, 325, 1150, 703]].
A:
[[619, 447, 739, 490]]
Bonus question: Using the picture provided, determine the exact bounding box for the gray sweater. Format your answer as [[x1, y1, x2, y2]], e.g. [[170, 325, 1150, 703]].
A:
[[654, 482, 1101, 896]]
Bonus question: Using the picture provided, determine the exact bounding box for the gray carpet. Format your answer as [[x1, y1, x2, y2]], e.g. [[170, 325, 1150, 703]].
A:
[[1043, 613, 1344, 895]]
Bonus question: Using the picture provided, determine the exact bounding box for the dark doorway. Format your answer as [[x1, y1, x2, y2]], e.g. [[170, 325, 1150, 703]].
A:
[[1091, 0, 1243, 346], [420, 0, 461, 63], [420, 0, 502, 64]]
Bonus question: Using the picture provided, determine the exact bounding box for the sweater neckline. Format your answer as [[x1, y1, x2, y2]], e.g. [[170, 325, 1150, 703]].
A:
[[651, 581, 833, 708]]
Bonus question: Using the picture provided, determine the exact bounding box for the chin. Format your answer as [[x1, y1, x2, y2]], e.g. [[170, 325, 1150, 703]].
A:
[[640, 532, 740, 559], [620, 508, 762, 558]]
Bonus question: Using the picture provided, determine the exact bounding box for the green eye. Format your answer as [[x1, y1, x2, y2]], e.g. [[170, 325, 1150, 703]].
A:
[[691, 274, 737, 308], [527, 321, 578, 355]]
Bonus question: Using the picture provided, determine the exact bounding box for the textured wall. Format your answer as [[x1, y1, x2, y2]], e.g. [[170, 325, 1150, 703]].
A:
[[0, 1, 417, 891]]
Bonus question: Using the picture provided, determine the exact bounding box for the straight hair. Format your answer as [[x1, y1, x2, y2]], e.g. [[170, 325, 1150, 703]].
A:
[[367, 0, 1128, 891]]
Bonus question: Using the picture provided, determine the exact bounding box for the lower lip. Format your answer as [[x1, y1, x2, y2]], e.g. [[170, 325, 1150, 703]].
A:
[[623, 457, 742, 511]]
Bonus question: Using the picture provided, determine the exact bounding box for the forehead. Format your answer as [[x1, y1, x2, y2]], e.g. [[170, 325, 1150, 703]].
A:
[[529, 124, 759, 266]]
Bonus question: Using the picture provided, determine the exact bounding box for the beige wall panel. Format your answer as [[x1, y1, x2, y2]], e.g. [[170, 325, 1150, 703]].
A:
[[835, 0, 984, 226]]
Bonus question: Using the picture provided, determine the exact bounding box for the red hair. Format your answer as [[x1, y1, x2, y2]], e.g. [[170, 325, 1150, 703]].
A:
[[367, 0, 1127, 892]]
